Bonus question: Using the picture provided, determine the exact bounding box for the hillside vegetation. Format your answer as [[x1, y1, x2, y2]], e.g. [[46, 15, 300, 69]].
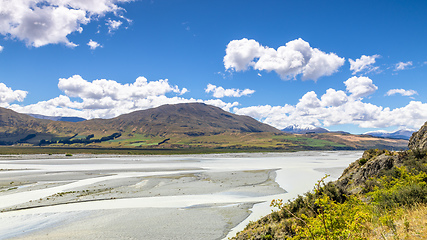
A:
[[231, 122, 427, 239]]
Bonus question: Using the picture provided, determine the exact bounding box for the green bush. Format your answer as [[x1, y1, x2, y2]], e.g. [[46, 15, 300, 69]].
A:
[[290, 195, 371, 240], [364, 149, 387, 160], [369, 167, 427, 209], [412, 148, 427, 159], [402, 151, 427, 174], [261, 234, 272, 240], [271, 181, 348, 223], [270, 176, 370, 240], [359, 158, 368, 166]]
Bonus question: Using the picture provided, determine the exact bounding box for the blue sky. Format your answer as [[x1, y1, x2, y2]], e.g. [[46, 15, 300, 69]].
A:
[[0, 0, 426, 134]]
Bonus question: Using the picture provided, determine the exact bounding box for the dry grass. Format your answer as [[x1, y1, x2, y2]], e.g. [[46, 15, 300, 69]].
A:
[[368, 204, 427, 239], [331, 134, 403, 143], [231, 203, 427, 240]]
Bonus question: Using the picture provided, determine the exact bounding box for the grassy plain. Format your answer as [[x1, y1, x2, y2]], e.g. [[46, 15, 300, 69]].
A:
[[0, 131, 408, 155]]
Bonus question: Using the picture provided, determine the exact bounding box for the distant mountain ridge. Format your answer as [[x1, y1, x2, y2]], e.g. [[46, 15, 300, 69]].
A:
[[281, 124, 329, 134], [27, 114, 86, 122], [363, 129, 415, 140]]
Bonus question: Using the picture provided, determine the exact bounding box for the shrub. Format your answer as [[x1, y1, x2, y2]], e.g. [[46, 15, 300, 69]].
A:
[[290, 195, 371, 240], [272, 176, 371, 240], [363, 149, 387, 160], [359, 158, 368, 166], [369, 167, 427, 209], [412, 148, 427, 159], [261, 234, 272, 240], [270, 176, 368, 239]]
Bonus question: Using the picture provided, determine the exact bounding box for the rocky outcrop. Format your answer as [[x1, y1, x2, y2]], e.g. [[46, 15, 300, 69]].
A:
[[408, 121, 427, 151], [336, 149, 403, 194], [336, 121, 427, 194]]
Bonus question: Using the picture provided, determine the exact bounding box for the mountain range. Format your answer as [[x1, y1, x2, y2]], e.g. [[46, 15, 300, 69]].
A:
[[281, 124, 329, 134], [0, 103, 408, 150], [363, 129, 415, 140], [281, 124, 350, 134], [281, 124, 414, 140], [27, 114, 86, 122]]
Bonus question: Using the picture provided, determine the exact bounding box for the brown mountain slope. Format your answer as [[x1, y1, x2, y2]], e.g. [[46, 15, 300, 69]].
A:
[[0, 103, 281, 143], [0, 108, 49, 141], [0, 107, 47, 128], [104, 103, 282, 136], [0, 107, 79, 143]]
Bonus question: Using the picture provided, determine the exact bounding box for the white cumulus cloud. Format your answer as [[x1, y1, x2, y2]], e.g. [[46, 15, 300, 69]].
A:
[[0, 0, 131, 47], [224, 38, 345, 81], [7, 75, 236, 119], [233, 76, 427, 130], [344, 76, 378, 98], [296, 91, 321, 109], [205, 84, 255, 98], [320, 89, 348, 107], [386, 89, 418, 97], [5, 73, 427, 133], [0, 83, 28, 104], [233, 83, 427, 131], [106, 19, 123, 33], [349, 54, 380, 75], [58, 75, 186, 101], [0, 45, 3, 52], [87, 39, 102, 50], [394, 61, 413, 71]]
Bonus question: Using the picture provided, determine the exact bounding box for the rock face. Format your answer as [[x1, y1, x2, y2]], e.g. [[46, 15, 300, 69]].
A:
[[408, 121, 427, 151], [336, 150, 403, 194]]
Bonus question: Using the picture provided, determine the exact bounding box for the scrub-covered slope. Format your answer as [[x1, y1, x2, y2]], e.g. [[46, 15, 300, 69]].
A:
[[231, 121, 427, 239]]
